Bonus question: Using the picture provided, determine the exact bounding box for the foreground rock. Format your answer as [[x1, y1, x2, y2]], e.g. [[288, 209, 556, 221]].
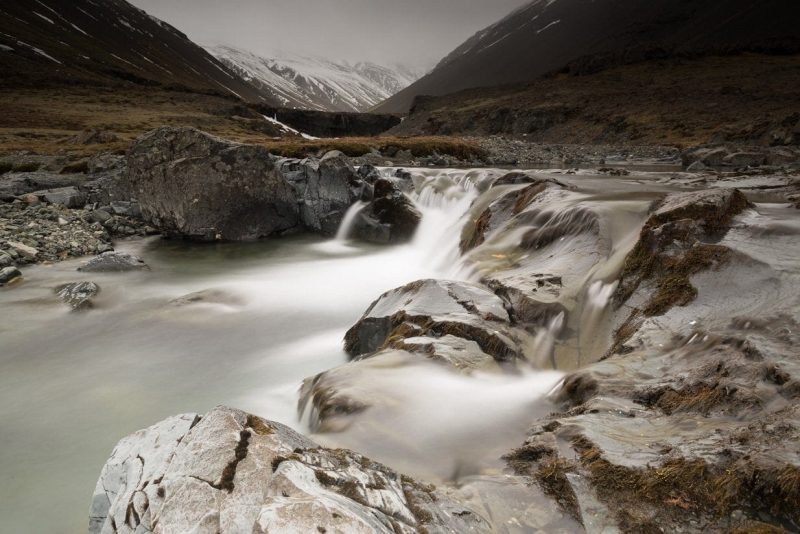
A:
[[0, 266, 21, 286], [127, 127, 301, 241], [89, 406, 489, 534], [78, 252, 149, 273]]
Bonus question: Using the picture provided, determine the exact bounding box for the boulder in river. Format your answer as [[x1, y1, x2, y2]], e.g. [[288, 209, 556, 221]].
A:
[[88, 406, 489, 534], [344, 279, 520, 364], [78, 251, 149, 273], [352, 178, 421, 244], [55, 281, 100, 311], [0, 266, 21, 286], [126, 127, 301, 241]]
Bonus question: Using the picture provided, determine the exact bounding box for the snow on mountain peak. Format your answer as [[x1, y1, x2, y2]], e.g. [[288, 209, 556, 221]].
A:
[[206, 44, 422, 112]]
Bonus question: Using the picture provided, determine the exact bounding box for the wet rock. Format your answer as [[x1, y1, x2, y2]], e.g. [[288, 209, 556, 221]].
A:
[[0, 250, 14, 267], [0, 266, 21, 286], [55, 281, 100, 311], [356, 163, 381, 183], [170, 289, 243, 307], [352, 178, 421, 244], [506, 334, 800, 533], [301, 151, 364, 235], [612, 188, 752, 351], [89, 406, 489, 534], [344, 279, 520, 364], [126, 127, 300, 241], [78, 251, 149, 273]]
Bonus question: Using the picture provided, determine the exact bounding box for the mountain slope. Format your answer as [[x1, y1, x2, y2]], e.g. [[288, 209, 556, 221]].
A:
[[376, 0, 800, 113], [208, 45, 421, 113], [0, 0, 273, 102]]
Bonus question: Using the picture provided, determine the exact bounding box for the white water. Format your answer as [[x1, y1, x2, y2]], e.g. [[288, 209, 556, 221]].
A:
[[334, 200, 367, 241], [0, 166, 653, 533]]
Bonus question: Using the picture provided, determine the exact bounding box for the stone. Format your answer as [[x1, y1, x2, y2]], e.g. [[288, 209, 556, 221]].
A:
[[344, 279, 520, 364], [723, 151, 767, 167], [686, 160, 708, 172], [109, 201, 141, 218], [55, 281, 100, 311], [35, 186, 86, 208], [6, 241, 38, 260], [351, 178, 421, 244], [170, 289, 243, 307], [0, 250, 14, 267], [0, 171, 87, 199], [126, 127, 301, 241], [89, 406, 489, 534], [78, 251, 149, 273], [0, 266, 21, 285]]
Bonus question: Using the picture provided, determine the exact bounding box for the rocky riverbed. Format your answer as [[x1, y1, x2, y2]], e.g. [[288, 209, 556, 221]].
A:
[[1, 129, 799, 533]]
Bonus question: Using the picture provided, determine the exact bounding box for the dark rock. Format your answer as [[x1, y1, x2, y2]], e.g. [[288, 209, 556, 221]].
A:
[[0, 250, 14, 267], [352, 178, 421, 244], [126, 127, 301, 241], [300, 151, 363, 235], [493, 171, 536, 186], [0, 266, 22, 285], [723, 151, 767, 167], [109, 201, 141, 218], [0, 172, 87, 200], [55, 281, 100, 311], [78, 252, 149, 273], [356, 163, 381, 183]]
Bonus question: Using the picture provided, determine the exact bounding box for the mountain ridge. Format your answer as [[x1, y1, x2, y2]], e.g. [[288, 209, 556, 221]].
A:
[[376, 0, 800, 113]]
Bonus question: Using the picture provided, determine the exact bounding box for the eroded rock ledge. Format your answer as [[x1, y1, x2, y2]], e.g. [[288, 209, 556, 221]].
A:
[[89, 406, 488, 534]]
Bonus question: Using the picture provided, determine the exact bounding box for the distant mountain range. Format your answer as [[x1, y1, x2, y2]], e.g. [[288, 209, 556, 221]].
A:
[[0, 0, 271, 102], [207, 45, 423, 113], [375, 0, 800, 113]]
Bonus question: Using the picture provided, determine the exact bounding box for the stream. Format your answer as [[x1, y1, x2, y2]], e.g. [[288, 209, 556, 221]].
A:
[[1, 166, 791, 533]]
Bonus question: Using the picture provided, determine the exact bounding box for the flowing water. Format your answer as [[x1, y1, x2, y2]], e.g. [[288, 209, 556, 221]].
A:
[[1, 166, 789, 532]]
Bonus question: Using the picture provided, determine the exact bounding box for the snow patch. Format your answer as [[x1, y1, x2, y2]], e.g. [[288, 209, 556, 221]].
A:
[[32, 12, 55, 24], [262, 114, 319, 140], [537, 19, 561, 34]]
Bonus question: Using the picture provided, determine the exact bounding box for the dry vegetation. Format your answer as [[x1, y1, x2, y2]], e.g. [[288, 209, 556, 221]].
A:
[[394, 54, 800, 146], [0, 87, 482, 161]]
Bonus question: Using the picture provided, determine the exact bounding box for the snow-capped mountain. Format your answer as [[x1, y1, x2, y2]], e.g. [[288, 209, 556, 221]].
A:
[[207, 45, 423, 113]]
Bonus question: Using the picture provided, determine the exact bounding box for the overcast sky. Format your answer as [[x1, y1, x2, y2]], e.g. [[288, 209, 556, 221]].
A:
[[130, 0, 530, 69]]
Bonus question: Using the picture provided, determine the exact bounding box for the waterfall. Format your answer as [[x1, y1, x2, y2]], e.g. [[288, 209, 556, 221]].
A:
[[334, 201, 367, 241]]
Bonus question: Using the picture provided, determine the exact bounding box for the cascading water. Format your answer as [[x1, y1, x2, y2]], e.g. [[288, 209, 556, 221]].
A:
[[334, 200, 367, 241], [0, 166, 654, 532]]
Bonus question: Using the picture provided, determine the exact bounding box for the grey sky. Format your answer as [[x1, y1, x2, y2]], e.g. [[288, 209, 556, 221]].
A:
[[129, 0, 530, 68]]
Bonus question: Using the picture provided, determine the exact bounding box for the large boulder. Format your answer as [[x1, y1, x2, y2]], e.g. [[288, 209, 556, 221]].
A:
[[280, 151, 366, 236], [88, 406, 489, 534], [352, 178, 421, 244], [126, 127, 301, 241]]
